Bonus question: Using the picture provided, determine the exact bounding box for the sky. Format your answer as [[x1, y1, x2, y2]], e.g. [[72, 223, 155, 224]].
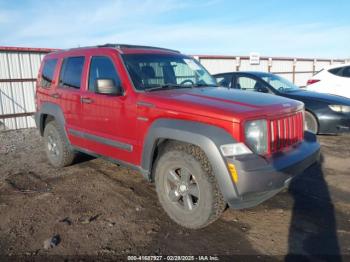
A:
[[0, 0, 349, 58]]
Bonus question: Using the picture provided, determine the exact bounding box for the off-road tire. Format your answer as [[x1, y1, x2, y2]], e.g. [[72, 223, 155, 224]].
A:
[[43, 121, 76, 168], [305, 111, 318, 134], [154, 141, 226, 229]]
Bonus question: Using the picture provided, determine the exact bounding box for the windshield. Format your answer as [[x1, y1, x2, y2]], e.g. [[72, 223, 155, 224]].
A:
[[122, 54, 217, 91], [261, 74, 299, 92]]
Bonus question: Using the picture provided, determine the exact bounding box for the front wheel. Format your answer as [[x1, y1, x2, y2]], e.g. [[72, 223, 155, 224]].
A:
[[154, 142, 226, 229]]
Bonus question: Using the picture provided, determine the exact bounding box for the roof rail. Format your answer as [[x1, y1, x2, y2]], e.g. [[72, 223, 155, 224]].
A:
[[97, 43, 180, 53]]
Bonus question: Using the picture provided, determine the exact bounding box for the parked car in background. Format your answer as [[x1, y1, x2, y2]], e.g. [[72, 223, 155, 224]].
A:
[[214, 72, 350, 134], [35, 44, 320, 229], [306, 63, 350, 99]]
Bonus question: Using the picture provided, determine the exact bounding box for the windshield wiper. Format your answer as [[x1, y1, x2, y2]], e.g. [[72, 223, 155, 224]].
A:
[[144, 84, 193, 92]]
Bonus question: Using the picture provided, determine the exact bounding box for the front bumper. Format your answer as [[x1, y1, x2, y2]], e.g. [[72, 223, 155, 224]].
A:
[[226, 131, 320, 209], [318, 111, 350, 134]]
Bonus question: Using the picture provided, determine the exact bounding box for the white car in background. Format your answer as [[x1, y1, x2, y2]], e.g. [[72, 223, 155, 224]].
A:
[[306, 63, 350, 99]]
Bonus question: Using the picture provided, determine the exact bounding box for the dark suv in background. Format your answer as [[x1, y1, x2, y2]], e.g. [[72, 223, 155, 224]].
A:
[[214, 71, 350, 134]]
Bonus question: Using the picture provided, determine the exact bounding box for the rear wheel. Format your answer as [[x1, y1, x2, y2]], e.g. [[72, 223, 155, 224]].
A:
[[304, 111, 318, 134], [43, 121, 76, 167], [154, 142, 226, 229]]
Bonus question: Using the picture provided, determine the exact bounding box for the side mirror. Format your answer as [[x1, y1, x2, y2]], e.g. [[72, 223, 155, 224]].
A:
[[95, 79, 122, 96]]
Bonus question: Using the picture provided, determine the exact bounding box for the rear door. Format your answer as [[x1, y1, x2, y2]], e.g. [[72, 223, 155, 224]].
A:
[[55, 56, 86, 147]]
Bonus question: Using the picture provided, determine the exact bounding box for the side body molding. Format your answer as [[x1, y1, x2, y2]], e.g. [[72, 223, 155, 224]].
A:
[[142, 119, 239, 201]]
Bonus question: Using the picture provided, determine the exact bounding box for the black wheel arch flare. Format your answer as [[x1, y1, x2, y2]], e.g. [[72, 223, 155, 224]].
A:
[[142, 118, 240, 201]]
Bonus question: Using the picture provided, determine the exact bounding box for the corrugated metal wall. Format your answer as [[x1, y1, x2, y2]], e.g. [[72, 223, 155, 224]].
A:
[[0, 46, 346, 130], [197, 56, 345, 86], [0, 47, 54, 130]]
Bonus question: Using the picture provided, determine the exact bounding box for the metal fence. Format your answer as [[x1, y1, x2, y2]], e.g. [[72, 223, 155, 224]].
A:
[[195, 55, 345, 87], [0, 46, 56, 130], [0, 46, 346, 130]]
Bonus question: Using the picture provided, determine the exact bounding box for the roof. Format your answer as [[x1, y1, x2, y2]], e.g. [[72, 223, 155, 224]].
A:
[[99, 44, 180, 53], [53, 43, 181, 55]]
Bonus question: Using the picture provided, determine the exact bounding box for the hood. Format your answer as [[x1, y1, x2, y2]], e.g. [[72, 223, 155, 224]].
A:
[[140, 87, 303, 123], [283, 89, 350, 105]]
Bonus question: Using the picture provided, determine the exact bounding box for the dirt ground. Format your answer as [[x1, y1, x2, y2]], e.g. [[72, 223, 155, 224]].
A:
[[0, 128, 349, 261]]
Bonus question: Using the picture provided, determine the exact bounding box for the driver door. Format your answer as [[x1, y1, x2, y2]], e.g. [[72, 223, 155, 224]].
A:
[[79, 55, 137, 163]]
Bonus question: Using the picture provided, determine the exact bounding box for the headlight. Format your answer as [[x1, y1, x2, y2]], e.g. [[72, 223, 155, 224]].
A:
[[328, 105, 350, 113], [245, 119, 268, 155], [220, 143, 252, 157]]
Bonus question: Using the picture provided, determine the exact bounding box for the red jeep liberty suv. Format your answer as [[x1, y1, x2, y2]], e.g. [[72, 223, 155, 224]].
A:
[[35, 44, 320, 229]]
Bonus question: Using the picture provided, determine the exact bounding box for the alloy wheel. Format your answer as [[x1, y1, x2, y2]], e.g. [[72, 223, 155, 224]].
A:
[[165, 167, 200, 211], [47, 132, 60, 158]]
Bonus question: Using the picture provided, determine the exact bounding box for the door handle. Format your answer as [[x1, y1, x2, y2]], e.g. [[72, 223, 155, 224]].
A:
[[80, 97, 93, 104], [50, 93, 61, 99]]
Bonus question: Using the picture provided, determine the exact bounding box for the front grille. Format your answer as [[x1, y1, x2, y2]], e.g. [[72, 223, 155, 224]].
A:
[[270, 111, 304, 153]]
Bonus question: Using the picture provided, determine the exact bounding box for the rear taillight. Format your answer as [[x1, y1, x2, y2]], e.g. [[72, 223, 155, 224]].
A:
[[306, 79, 320, 85]]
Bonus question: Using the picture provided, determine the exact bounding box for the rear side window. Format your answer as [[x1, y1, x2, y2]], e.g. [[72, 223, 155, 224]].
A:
[[236, 76, 257, 91], [342, 66, 350, 77], [59, 56, 85, 89], [41, 59, 58, 88], [88, 56, 120, 92], [328, 66, 350, 77], [328, 67, 342, 76], [215, 75, 232, 88]]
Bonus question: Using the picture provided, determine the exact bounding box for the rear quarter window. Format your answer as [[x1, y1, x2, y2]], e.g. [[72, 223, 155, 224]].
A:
[[342, 66, 350, 77], [329, 66, 350, 78], [328, 67, 342, 76], [40, 59, 58, 88]]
